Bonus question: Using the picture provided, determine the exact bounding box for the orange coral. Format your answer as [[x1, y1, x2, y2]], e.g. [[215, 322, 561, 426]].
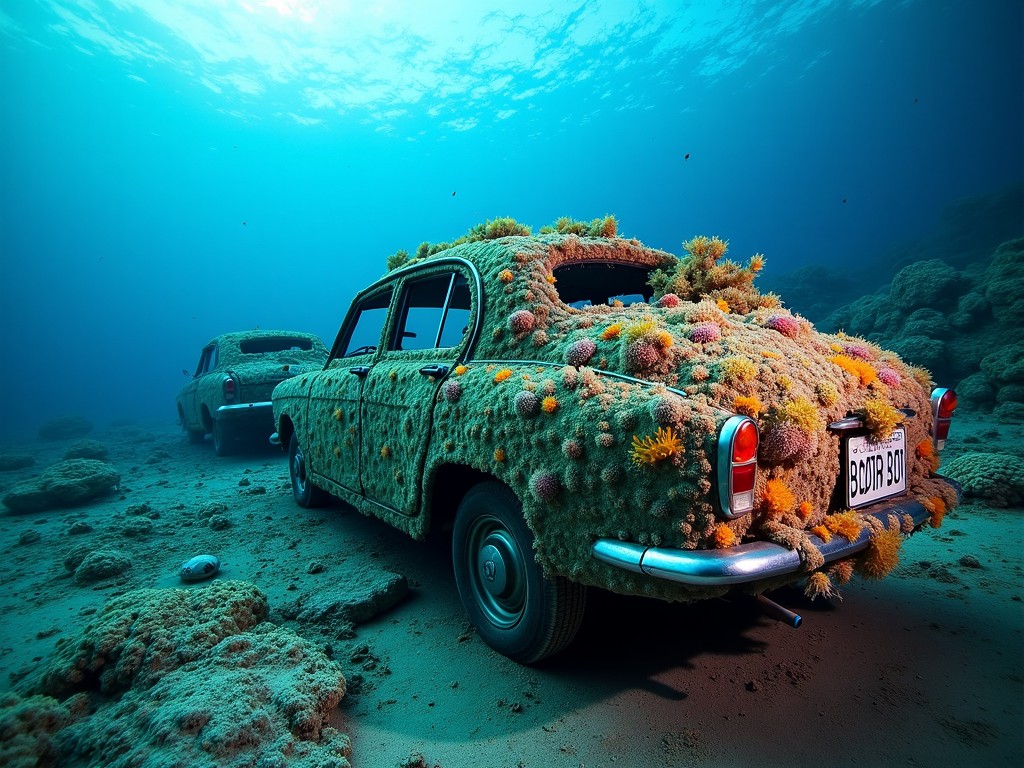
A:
[[823, 511, 864, 542], [493, 368, 513, 383], [493, 448, 506, 463], [630, 427, 683, 466], [748, 253, 765, 273], [804, 571, 837, 600], [601, 323, 622, 340], [716, 298, 731, 313], [499, 269, 514, 283], [829, 355, 877, 387], [811, 524, 832, 543], [797, 501, 814, 521], [915, 439, 940, 472], [546, 274, 557, 284], [922, 495, 946, 528], [828, 558, 855, 584], [542, 396, 558, 414], [761, 350, 781, 359], [762, 478, 796, 517], [712, 524, 737, 548], [858, 526, 902, 579], [454, 365, 469, 375], [733, 395, 763, 418]]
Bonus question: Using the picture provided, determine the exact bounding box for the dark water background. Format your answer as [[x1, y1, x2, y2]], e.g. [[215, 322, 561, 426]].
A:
[[1, 0, 1021, 434]]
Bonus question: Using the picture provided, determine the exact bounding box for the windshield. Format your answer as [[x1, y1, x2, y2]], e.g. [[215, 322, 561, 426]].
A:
[[553, 261, 655, 308]]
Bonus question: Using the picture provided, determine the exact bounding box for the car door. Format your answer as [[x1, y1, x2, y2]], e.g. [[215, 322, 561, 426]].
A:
[[183, 345, 214, 430], [359, 266, 475, 515], [307, 286, 394, 494]]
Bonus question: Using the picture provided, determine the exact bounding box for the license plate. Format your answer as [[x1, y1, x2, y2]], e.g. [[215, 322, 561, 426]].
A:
[[846, 428, 907, 508]]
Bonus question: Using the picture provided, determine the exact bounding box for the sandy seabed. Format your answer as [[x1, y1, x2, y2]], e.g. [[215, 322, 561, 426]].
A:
[[0, 413, 1021, 768]]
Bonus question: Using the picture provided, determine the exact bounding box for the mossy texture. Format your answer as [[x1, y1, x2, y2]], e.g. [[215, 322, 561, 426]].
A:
[[283, 232, 959, 602]]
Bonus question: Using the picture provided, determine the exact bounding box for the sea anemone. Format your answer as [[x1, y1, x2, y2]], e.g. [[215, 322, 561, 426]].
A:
[[657, 293, 682, 308], [811, 524, 832, 542], [630, 427, 683, 466], [828, 558, 855, 585], [625, 340, 661, 372], [877, 367, 902, 387], [761, 478, 796, 517], [600, 323, 622, 340], [442, 379, 462, 403], [857, 526, 902, 579], [530, 471, 561, 502], [565, 338, 597, 367], [712, 524, 737, 548], [689, 322, 722, 344], [804, 571, 839, 600], [514, 390, 540, 418], [509, 310, 536, 335], [765, 314, 801, 339]]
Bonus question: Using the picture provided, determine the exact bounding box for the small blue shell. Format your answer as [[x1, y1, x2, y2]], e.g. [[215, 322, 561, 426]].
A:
[[179, 554, 221, 582]]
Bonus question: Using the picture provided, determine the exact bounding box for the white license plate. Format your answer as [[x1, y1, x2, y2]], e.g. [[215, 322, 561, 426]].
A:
[[846, 428, 907, 508]]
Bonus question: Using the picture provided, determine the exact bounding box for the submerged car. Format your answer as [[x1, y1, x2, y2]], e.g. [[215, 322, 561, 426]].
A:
[[178, 330, 328, 455], [271, 221, 959, 663]]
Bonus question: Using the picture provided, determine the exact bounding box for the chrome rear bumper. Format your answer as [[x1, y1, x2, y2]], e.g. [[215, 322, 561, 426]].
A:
[[593, 478, 962, 587]]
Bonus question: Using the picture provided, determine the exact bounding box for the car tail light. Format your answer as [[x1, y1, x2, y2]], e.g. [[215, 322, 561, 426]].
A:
[[717, 415, 758, 518], [930, 387, 957, 450], [223, 376, 237, 402]]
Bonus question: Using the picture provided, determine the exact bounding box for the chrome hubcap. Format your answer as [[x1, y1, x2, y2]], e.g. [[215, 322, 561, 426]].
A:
[[467, 514, 525, 629], [292, 444, 307, 494]]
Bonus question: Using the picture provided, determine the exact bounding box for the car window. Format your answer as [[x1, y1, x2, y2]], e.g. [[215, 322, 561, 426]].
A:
[[553, 261, 655, 308], [195, 346, 215, 376], [393, 271, 471, 351], [240, 337, 314, 354], [342, 289, 393, 357]]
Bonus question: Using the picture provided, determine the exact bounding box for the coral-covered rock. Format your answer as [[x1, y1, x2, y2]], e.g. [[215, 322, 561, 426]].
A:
[[0, 454, 34, 472], [889, 259, 960, 310], [73, 549, 132, 585], [20, 581, 350, 767], [37, 416, 93, 440], [277, 570, 409, 636], [2, 459, 120, 514], [941, 452, 1024, 507], [689, 322, 722, 343], [62, 440, 109, 461]]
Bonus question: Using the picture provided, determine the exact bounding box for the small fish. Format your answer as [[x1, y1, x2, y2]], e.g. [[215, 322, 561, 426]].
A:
[[452, 191, 456, 196], [684, 153, 690, 161], [180, 554, 221, 582], [842, 198, 847, 204], [242, 221, 246, 226]]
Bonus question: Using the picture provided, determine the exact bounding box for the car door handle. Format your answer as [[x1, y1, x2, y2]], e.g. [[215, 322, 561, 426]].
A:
[[419, 364, 449, 377], [349, 366, 370, 377]]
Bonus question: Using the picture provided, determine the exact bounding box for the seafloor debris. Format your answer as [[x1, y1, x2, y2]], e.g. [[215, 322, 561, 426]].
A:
[[2, 459, 120, 513]]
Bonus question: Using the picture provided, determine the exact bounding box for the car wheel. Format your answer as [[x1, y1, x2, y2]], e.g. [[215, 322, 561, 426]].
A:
[[212, 420, 234, 456], [186, 427, 205, 445], [289, 433, 327, 508], [452, 481, 587, 664]]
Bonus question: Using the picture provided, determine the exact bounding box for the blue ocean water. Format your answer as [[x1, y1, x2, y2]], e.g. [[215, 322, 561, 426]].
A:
[[0, 0, 1021, 432]]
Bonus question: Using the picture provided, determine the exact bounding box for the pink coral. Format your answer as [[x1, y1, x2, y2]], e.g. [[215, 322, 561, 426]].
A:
[[530, 471, 561, 502], [759, 424, 817, 464], [842, 342, 875, 360], [509, 310, 535, 334], [765, 314, 800, 339], [877, 367, 902, 387], [562, 439, 583, 460], [652, 395, 684, 426], [514, 390, 540, 417], [625, 340, 660, 371], [442, 379, 462, 403], [689, 322, 722, 344], [565, 338, 597, 367], [657, 293, 682, 308]]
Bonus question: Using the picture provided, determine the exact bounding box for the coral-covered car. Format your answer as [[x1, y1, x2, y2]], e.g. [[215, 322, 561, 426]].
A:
[[271, 217, 960, 663], [178, 330, 328, 456]]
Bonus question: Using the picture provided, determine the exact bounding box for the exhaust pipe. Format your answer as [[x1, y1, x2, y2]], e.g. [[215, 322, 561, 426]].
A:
[[756, 594, 802, 628]]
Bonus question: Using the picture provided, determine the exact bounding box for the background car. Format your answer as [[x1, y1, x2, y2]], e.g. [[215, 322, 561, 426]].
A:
[[178, 329, 328, 456], [272, 220, 960, 663]]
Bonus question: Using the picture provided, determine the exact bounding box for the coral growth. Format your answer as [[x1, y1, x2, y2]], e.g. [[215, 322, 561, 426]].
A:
[[630, 427, 683, 466], [761, 478, 796, 518], [765, 313, 801, 339], [565, 338, 597, 367], [857, 526, 902, 579]]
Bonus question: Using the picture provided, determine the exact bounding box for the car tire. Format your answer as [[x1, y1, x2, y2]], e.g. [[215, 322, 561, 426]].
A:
[[212, 420, 234, 457], [452, 481, 587, 664], [289, 433, 327, 508], [186, 428, 205, 445]]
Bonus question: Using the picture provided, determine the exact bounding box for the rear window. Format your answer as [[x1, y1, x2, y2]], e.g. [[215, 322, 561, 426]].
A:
[[240, 337, 314, 354], [553, 262, 655, 308]]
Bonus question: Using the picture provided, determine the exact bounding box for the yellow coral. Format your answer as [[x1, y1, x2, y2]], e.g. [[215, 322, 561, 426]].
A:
[[776, 397, 824, 433], [858, 526, 902, 579], [748, 253, 765, 273], [823, 511, 864, 542], [493, 447, 506, 463], [811, 524, 832, 542], [762, 478, 796, 517], [713, 524, 737, 548], [716, 298, 731, 313], [542, 396, 558, 414], [733, 395, 763, 418], [630, 427, 683, 466], [601, 323, 622, 340], [333, 408, 343, 421], [761, 350, 781, 359], [454, 364, 469, 375], [655, 329, 674, 349], [829, 355, 877, 387], [815, 380, 839, 406], [720, 356, 757, 384], [546, 274, 557, 284], [625, 319, 657, 344], [804, 571, 837, 600], [380, 445, 391, 459], [863, 399, 903, 440], [493, 368, 513, 383], [499, 269, 514, 283]]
